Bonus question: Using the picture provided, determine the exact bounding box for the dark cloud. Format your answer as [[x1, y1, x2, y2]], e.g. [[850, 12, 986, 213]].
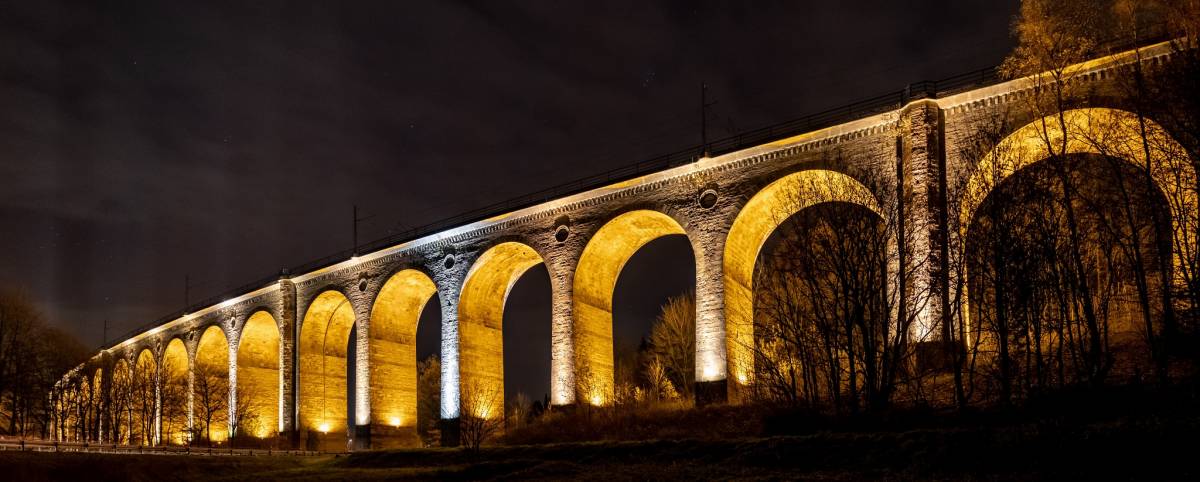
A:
[[0, 0, 1018, 398]]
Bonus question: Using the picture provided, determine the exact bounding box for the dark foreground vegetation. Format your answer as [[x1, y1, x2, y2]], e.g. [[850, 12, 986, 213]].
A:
[[5, 383, 1200, 480], [9, 2, 1200, 480]]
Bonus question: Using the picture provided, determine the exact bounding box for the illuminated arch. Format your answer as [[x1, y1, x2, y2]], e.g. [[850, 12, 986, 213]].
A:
[[457, 242, 544, 419], [161, 338, 190, 445], [111, 358, 132, 444], [237, 311, 280, 439], [368, 269, 437, 433], [195, 325, 230, 442], [723, 169, 881, 388], [573, 210, 690, 405], [299, 290, 356, 437], [959, 108, 1198, 332], [91, 368, 103, 442], [92, 368, 103, 398], [60, 379, 81, 441], [132, 348, 157, 445]]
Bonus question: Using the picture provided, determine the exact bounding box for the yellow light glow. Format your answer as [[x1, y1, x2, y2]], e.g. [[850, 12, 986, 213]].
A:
[[574, 210, 687, 407], [196, 325, 231, 439], [318, 422, 330, 434], [238, 311, 280, 441], [959, 108, 1197, 340], [369, 270, 436, 436], [723, 170, 881, 391], [458, 242, 544, 422], [299, 290, 354, 441]]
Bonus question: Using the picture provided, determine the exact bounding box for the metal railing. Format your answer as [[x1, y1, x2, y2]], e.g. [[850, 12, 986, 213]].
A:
[[0, 437, 327, 456], [100, 28, 1174, 351]]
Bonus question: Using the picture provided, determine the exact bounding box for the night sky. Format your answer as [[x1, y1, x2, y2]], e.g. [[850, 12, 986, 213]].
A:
[[0, 1, 1017, 401]]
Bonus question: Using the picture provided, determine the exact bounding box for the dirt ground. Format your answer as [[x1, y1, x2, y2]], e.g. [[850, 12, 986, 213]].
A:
[[3, 416, 1198, 481]]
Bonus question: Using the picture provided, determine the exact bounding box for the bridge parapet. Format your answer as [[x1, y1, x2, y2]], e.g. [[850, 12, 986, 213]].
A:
[[53, 39, 1195, 449]]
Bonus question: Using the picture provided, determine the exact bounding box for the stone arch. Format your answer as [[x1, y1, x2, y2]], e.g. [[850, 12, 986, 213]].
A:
[[298, 289, 356, 444], [110, 357, 132, 444], [723, 169, 882, 390], [195, 324, 230, 443], [160, 337, 190, 445], [92, 367, 104, 396], [132, 348, 157, 445], [236, 310, 280, 438], [457, 242, 544, 420], [368, 268, 438, 444], [573, 209, 692, 405], [161, 338, 189, 379], [91, 367, 103, 442], [959, 107, 1198, 332]]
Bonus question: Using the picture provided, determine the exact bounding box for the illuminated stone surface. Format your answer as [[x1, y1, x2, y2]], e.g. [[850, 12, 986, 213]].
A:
[[955, 107, 1197, 337], [134, 348, 157, 444], [367, 269, 437, 447], [575, 210, 688, 404], [298, 290, 355, 446], [196, 325, 230, 442], [161, 338, 189, 443], [58, 41, 1197, 449], [237, 311, 280, 437], [723, 169, 881, 394], [458, 242, 544, 418]]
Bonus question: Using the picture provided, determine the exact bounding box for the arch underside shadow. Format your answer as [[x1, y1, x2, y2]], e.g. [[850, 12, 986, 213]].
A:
[[299, 290, 355, 445], [161, 338, 189, 445], [369, 269, 437, 446], [458, 242, 544, 419], [238, 311, 281, 438], [723, 169, 882, 392], [573, 210, 690, 405], [111, 359, 132, 443], [195, 325, 230, 442], [92, 368, 103, 442], [132, 349, 157, 445], [959, 107, 1198, 335]]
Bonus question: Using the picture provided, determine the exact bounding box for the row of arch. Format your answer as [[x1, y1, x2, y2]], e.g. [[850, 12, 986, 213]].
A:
[[66, 108, 1195, 449], [72, 312, 281, 446]]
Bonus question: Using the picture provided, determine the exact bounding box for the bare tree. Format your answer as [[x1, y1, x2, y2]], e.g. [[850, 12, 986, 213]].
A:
[[506, 392, 531, 430], [192, 362, 229, 445], [1109, 0, 1200, 364], [747, 164, 911, 414], [231, 377, 263, 442], [416, 355, 440, 445], [458, 380, 503, 452], [131, 354, 156, 445], [1002, 0, 1123, 389], [108, 361, 134, 444], [642, 356, 680, 404], [573, 348, 601, 407], [647, 293, 695, 400], [158, 355, 189, 445]]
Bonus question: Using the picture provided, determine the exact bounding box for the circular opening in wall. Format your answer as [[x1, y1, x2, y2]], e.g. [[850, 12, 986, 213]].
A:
[[699, 189, 719, 209], [554, 225, 570, 243], [358, 279, 368, 292], [444, 256, 455, 269]]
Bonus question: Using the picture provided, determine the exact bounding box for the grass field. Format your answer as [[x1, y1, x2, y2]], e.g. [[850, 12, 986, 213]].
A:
[[4, 414, 1198, 481]]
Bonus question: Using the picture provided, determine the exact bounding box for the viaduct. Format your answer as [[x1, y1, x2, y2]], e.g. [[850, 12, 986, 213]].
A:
[[53, 40, 1196, 451]]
